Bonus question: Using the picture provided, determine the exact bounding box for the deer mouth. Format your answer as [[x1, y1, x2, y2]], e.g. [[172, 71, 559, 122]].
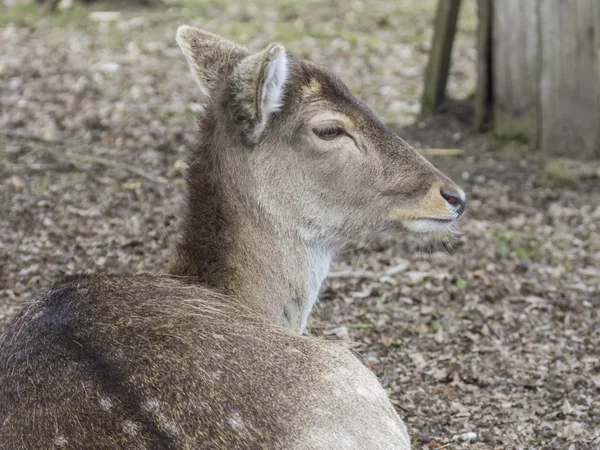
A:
[[402, 217, 458, 235]]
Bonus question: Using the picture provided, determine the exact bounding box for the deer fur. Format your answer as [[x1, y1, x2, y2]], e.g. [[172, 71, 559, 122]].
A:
[[0, 26, 465, 449]]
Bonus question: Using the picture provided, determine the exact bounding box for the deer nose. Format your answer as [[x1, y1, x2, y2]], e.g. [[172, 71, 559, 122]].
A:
[[440, 188, 465, 216]]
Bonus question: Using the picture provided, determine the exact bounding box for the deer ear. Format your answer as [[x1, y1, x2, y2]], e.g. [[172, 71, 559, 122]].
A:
[[176, 26, 248, 96], [233, 44, 288, 135]]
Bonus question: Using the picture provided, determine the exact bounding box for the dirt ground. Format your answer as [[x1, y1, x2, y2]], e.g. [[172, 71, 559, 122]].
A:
[[1, 1, 599, 449]]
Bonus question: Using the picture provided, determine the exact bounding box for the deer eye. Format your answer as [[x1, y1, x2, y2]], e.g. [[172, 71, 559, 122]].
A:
[[313, 126, 345, 140]]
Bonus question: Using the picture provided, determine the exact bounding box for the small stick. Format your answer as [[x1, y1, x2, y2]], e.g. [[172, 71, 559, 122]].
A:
[[328, 262, 409, 280], [417, 148, 464, 156], [0, 129, 160, 183]]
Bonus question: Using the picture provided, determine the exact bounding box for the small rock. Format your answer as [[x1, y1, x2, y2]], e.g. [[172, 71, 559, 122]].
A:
[[561, 399, 574, 415], [418, 434, 432, 443], [19, 264, 39, 276], [174, 159, 188, 172], [97, 62, 120, 73], [541, 424, 554, 434], [9, 175, 25, 190], [434, 329, 445, 343], [404, 271, 429, 285], [450, 401, 468, 414], [89, 11, 121, 22], [330, 326, 349, 340], [409, 352, 427, 370], [452, 431, 477, 442]]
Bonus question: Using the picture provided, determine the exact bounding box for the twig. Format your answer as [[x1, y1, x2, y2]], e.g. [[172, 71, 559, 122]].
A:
[[328, 261, 409, 280], [417, 148, 464, 157], [0, 129, 160, 183], [40, 147, 160, 183], [0, 129, 58, 143]]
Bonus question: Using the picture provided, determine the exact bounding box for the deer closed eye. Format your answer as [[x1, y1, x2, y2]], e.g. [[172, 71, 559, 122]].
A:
[[313, 126, 346, 140]]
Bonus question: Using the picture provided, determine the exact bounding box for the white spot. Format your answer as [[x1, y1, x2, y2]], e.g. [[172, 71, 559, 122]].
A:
[[53, 435, 68, 448], [111, 349, 126, 361], [122, 420, 140, 436], [99, 397, 113, 411], [160, 417, 181, 435], [143, 398, 181, 436], [128, 374, 140, 384], [227, 412, 245, 431], [143, 397, 160, 412]]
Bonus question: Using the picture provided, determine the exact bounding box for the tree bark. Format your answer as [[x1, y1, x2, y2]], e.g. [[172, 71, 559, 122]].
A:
[[539, 0, 600, 158], [421, 0, 462, 119], [492, 0, 540, 145]]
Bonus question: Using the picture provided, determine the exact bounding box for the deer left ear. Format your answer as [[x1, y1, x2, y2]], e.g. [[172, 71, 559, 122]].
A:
[[176, 26, 248, 97], [232, 44, 288, 136]]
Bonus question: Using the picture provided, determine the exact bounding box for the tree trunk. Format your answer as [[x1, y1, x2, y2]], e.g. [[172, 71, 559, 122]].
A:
[[474, 0, 492, 131], [539, 0, 600, 158], [421, 0, 462, 119], [490, 0, 599, 158], [492, 0, 540, 144]]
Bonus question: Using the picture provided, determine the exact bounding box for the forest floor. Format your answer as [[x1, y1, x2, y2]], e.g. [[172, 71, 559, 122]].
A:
[[1, 1, 599, 448]]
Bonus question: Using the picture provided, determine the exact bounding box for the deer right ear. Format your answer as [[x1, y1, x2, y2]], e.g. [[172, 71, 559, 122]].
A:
[[176, 26, 248, 96]]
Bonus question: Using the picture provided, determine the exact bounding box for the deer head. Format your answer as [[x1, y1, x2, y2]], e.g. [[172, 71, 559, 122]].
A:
[[176, 26, 465, 251]]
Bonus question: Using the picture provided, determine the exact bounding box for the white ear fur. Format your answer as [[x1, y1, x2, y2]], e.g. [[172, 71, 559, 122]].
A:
[[233, 43, 288, 138], [260, 45, 288, 120], [176, 27, 288, 138]]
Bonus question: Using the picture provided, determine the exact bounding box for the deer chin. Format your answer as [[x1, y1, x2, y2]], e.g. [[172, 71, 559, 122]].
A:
[[402, 217, 459, 237]]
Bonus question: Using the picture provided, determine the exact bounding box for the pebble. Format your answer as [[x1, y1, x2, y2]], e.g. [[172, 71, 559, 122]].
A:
[[452, 432, 477, 442], [88, 11, 121, 22]]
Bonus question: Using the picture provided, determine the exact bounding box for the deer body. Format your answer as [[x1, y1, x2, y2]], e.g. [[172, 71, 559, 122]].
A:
[[0, 275, 409, 449], [0, 27, 466, 449]]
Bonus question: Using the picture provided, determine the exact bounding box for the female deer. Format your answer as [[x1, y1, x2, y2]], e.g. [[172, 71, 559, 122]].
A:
[[0, 27, 465, 449]]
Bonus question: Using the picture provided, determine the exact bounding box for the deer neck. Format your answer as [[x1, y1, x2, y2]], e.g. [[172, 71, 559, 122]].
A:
[[167, 139, 332, 333]]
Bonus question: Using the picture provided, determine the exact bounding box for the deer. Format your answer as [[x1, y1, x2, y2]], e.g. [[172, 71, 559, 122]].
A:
[[0, 26, 466, 449]]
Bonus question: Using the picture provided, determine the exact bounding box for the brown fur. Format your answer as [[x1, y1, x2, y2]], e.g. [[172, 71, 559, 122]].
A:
[[0, 275, 408, 449], [0, 27, 465, 449]]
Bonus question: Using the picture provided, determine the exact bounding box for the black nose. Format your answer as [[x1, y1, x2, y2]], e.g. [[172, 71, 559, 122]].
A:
[[440, 188, 465, 216]]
